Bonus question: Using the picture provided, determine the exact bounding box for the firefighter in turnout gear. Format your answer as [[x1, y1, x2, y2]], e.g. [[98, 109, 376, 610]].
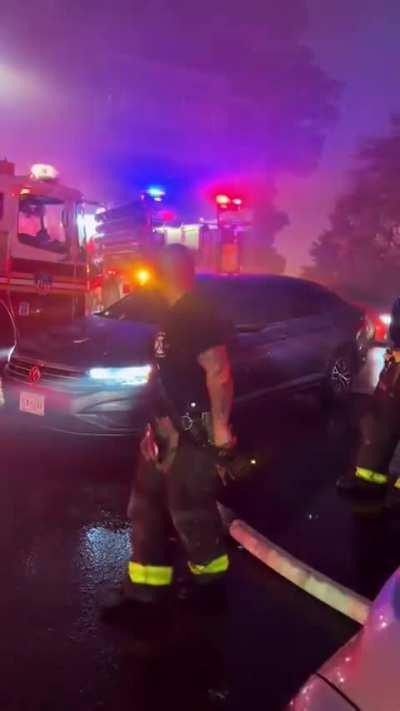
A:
[[337, 297, 400, 508], [103, 245, 234, 625]]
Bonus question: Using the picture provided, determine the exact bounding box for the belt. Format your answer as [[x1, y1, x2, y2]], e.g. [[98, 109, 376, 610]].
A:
[[181, 411, 211, 432]]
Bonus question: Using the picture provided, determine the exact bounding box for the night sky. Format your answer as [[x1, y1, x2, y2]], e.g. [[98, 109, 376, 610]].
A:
[[279, 0, 400, 271], [1, 0, 399, 272]]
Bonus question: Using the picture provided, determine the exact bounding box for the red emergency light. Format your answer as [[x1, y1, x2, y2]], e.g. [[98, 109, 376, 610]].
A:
[[159, 209, 174, 222], [232, 197, 243, 207]]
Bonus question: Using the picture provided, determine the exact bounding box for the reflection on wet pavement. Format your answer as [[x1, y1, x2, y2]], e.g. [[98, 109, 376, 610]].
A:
[[223, 344, 400, 602], [0, 407, 361, 710]]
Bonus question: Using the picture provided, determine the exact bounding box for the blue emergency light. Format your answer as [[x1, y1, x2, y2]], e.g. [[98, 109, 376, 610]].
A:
[[145, 186, 166, 201]]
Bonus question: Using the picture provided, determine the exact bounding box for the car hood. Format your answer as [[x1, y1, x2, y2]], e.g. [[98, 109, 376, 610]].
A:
[[15, 316, 156, 369]]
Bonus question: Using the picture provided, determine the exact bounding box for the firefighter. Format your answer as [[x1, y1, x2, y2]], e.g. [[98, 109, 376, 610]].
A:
[[103, 244, 234, 625], [337, 297, 400, 508]]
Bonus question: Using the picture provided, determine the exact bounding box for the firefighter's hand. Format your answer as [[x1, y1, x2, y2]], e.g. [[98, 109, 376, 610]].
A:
[[154, 417, 179, 473], [214, 443, 258, 485], [213, 422, 235, 449], [140, 424, 159, 462]]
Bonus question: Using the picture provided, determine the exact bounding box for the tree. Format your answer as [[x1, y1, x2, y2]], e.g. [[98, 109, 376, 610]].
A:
[[243, 201, 289, 274], [304, 116, 400, 302]]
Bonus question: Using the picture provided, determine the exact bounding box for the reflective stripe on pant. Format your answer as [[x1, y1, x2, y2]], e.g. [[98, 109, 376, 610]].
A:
[[355, 467, 388, 486], [355, 374, 400, 486], [167, 442, 227, 577], [128, 562, 173, 586], [127, 442, 227, 601], [127, 457, 174, 602], [189, 554, 229, 577]]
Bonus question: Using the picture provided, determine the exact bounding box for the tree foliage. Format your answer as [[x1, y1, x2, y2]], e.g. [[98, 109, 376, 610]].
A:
[[304, 116, 400, 302], [243, 202, 289, 273]]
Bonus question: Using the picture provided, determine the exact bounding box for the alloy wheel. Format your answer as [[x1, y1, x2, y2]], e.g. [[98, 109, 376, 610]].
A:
[[330, 356, 353, 395]]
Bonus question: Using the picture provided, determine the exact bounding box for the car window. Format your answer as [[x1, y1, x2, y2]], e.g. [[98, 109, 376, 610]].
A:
[[228, 282, 292, 324], [290, 282, 342, 318], [198, 277, 292, 325], [99, 289, 165, 323]]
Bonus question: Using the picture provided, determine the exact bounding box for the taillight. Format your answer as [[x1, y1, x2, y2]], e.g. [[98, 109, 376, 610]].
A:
[[372, 313, 390, 342]]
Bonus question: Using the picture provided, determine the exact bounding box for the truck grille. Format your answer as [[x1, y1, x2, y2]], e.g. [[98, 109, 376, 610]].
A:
[[7, 357, 83, 384]]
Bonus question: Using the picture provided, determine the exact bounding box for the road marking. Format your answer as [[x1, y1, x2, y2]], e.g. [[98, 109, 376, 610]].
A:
[[230, 519, 370, 625]]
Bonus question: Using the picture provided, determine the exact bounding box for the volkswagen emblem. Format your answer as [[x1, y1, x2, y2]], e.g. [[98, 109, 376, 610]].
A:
[[28, 366, 41, 384]]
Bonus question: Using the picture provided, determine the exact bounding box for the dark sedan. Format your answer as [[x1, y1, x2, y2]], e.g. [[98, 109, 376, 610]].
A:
[[3, 275, 371, 435]]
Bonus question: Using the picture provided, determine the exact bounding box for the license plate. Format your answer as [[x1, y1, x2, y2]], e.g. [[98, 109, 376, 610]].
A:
[[20, 392, 45, 416]]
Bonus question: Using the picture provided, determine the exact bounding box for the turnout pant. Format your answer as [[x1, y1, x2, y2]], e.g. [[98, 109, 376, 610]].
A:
[[354, 358, 400, 489], [126, 439, 228, 601]]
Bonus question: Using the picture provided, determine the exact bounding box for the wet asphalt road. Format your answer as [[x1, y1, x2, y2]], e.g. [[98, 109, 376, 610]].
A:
[[225, 346, 400, 601], [0, 347, 394, 710]]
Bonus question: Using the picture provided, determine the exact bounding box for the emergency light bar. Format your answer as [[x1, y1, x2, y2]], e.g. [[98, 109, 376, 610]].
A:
[[30, 164, 59, 181], [146, 186, 165, 200]]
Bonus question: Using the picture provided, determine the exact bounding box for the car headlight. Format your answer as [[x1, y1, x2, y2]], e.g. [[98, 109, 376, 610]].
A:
[[88, 365, 152, 386]]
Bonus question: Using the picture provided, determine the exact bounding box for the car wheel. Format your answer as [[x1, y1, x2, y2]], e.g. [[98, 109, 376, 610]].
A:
[[324, 349, 355, 402]]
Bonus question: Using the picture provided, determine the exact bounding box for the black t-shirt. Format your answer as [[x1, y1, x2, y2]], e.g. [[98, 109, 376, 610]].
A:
[[154, 290, 228, 415]]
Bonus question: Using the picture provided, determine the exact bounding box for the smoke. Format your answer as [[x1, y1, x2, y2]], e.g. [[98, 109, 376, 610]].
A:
[[0, 1, 339, 209]]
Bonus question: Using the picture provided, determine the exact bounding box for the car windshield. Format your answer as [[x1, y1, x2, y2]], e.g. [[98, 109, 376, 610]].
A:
[[99, 289, 165, 324], [18, 195, 67, 254]]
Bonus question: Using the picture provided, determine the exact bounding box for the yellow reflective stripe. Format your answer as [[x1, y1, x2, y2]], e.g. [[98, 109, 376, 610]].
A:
[[394, 478, 400, 490], [128, 562, 173, 586], [189, 554, 229, 576], [355, 467, 388, 485]]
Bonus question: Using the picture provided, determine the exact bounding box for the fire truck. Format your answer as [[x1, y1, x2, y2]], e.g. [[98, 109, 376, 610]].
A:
[[0, 160, 87, 359], [89, 198, 157, 309], [90, 196, 249, 309]]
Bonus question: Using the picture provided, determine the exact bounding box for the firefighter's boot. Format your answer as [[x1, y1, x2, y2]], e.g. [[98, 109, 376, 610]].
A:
[[384, 477, 400, 513], [100, 581, 171, 634], [337, 467, 388, 497]]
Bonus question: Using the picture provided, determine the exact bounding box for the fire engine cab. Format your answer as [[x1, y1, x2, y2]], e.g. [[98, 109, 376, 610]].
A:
[[0, 160, 87, 359]]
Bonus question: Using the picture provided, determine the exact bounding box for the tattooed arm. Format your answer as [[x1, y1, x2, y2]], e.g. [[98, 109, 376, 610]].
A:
[[198, 345, 234, 447]]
